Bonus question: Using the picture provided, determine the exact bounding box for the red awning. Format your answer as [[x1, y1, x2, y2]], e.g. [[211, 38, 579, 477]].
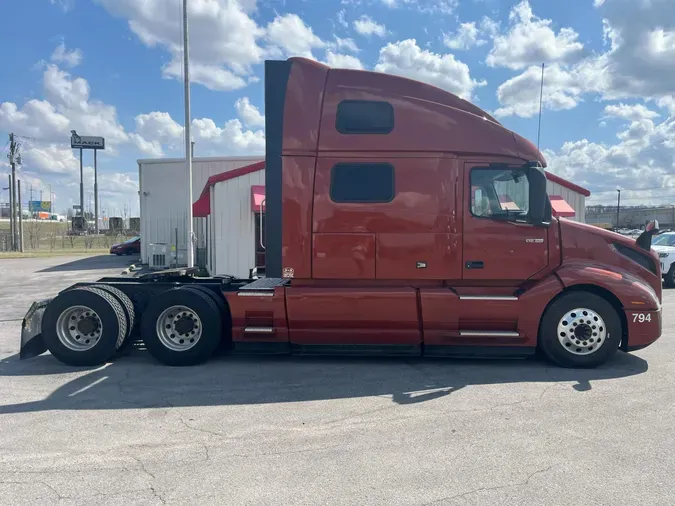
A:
[[251, 185, 265, 212], [549, 195, 576, 217], [192, 161, 265, 217]]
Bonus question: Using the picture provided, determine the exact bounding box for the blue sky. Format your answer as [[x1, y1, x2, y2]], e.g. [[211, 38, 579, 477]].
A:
[[1, 0, 674, 214]]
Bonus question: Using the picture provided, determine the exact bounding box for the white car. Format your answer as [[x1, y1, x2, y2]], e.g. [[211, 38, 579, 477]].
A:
[[652, 232, 675, 287]]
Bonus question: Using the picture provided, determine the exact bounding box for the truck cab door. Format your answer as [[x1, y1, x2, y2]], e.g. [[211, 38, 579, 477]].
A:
[[462, 163, 548, 281]]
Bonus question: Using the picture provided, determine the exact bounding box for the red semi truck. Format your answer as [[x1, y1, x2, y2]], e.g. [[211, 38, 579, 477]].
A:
[[20, 57, 662, 369]]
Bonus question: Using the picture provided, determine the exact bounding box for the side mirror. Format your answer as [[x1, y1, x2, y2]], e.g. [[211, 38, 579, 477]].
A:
[[636, 219, 659, 252], [527, 166, 551, 227]]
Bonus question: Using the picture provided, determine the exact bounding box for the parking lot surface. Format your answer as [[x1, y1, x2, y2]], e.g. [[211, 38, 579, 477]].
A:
[[0, 256, 674, 505]]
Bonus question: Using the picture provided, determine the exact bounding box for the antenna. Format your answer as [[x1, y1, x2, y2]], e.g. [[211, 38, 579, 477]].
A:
[[536, 63, 545, 153]]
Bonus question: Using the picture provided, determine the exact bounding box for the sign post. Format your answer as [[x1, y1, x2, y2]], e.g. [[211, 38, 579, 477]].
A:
[[71, 131, 105, 233]]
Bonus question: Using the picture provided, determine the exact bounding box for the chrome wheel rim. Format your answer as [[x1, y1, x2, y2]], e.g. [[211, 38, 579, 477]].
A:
[[56, 305, 103, 352], [156, 305, 202, 352], [557, 307, 607, 356]]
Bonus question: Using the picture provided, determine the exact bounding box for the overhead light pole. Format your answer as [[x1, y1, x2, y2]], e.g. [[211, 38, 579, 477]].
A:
[[616, 189, 621, 229], [183, 0, 194, 268]]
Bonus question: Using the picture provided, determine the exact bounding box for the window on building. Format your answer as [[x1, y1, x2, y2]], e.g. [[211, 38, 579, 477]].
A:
[[335, 100, 394, 134], [470, 168, 530, 220], [330, 163, 395, 203]]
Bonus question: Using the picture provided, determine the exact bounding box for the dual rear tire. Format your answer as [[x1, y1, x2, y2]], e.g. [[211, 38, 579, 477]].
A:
[[42, 284, 225, 367]]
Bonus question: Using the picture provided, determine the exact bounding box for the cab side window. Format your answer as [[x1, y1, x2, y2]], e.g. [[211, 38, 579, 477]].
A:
[[470, 168, 530, 219]]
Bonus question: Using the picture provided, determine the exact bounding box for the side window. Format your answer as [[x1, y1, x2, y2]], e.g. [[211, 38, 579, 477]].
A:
[[330, 163, 395, 203], [470, 168, 530, 219], [336, 100, 394, 134]]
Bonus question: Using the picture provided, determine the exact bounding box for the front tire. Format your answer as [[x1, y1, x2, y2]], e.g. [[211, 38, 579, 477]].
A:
[[140, 287, 222, 366], [539, 292, 621, 368]]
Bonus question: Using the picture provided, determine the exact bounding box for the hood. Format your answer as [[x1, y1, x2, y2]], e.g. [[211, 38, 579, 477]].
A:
[[652, 244, 675, 253], [560, 218, 637, 249], [559, 218, 662, 301]]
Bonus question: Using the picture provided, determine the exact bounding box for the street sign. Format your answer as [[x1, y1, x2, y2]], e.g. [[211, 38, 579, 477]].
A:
[[71, 132, 105, 150], [28, 201, 52, 213]]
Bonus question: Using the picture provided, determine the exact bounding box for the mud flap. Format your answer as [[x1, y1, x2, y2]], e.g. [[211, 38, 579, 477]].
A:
[[19, 299, 52, 360]]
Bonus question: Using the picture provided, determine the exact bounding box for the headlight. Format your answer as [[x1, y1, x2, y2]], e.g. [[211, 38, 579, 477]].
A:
[[659, 252, 669, 258]]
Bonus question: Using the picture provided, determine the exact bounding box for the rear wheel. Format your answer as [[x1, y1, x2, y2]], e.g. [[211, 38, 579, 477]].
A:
[[140, 287, 222, 366], [42, 287, 127, 366], [90, 284, 136, 343], [539, 292, 621, 368]]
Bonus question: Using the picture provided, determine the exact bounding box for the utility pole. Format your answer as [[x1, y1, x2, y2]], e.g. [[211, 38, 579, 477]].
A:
[[94, 149, 99, 234], [616, 189, 621, 229], [79, 148, 84, 218], [183, 0, 194, 268], [18, 180, 24, 252], [8, 175, 14, 250], [8, 133, 20, 251]]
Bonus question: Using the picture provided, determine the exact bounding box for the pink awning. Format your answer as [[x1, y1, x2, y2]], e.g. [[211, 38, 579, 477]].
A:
[[549, 195, 576, 217], [251, 185, 265, 212]]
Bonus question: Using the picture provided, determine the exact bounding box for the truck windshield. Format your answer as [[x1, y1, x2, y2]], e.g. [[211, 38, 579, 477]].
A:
[[471, 168, 530, 220]]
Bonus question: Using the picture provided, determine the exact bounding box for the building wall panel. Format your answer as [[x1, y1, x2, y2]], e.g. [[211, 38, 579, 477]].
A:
[[211, 170, 265, 277], [139, 156, 263, 264]]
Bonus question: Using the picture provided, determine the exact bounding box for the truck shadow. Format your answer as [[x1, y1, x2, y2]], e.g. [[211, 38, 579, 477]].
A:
[[0, 349, 648, 414], [38, 254, 134, 273]]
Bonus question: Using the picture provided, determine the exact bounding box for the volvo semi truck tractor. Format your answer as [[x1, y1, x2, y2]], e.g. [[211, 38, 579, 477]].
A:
[[20, 57, 662, 369]]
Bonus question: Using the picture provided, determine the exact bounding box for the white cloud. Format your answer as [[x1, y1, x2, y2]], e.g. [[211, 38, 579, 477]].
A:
[[486, 1, 584, 70], [98, 0, 265, 90], [266, 14, 325, 59], [354, 15, 386, 37], [374, 39, 486, 100], [50, 42, 83, 68], [443, 21, 493, 51], [162, 59, 247, 92], [49, 0, 74, 12], [191, 117, 265, 155], [545, 116, 675, 204], [494, 64, 586, 118], [234, 97, 265, 127], [592, 0, 675, 100], [324, 51, 364, 70], [379, 0, 458, 14], [337, 9, 348, 28], [333, 36, 360, 53], [603, 103, 660, 122]]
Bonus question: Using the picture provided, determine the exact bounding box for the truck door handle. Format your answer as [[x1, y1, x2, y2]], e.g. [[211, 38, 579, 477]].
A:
[[465, 261, 484, 269]]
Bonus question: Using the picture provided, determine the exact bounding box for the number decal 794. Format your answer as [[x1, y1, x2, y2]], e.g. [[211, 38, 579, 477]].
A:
[[632, 313, 652, 323]]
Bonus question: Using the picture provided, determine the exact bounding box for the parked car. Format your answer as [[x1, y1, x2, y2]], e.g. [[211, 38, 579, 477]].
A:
[[652, 232, 675, 287], [110, 236, 140, 256]]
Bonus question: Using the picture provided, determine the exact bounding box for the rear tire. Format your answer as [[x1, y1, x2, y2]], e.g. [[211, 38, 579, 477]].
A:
[[538, 292, 621, 368], [140, 287, 222, 366], [90, 284, 136, 340], [42, 287, 127, 366], [665, 265, 675, 288]]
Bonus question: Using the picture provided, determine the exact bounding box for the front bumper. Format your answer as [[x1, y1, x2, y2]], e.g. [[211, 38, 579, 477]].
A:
[[625, 307, 662, 352], [19, 299, 52, 360]]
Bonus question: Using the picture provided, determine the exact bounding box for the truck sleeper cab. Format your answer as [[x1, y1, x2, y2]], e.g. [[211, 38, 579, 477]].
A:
[[20, 58, 662, 369]]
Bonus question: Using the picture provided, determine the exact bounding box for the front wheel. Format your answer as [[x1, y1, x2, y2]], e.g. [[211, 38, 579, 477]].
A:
[[539, 292, 621, 368]]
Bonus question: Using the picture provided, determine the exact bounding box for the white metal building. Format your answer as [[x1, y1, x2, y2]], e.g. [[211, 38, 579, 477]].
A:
[[545, 171, 590, 223], [137, 156, 263, 266]]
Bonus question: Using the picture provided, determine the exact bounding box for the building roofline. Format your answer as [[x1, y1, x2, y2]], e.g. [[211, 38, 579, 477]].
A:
[[545, 171, 591, 197], [137, 155, 263, 165]]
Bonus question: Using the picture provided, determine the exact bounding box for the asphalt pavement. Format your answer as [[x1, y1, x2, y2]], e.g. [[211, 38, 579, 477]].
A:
[[0, 255, 673, 505]]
